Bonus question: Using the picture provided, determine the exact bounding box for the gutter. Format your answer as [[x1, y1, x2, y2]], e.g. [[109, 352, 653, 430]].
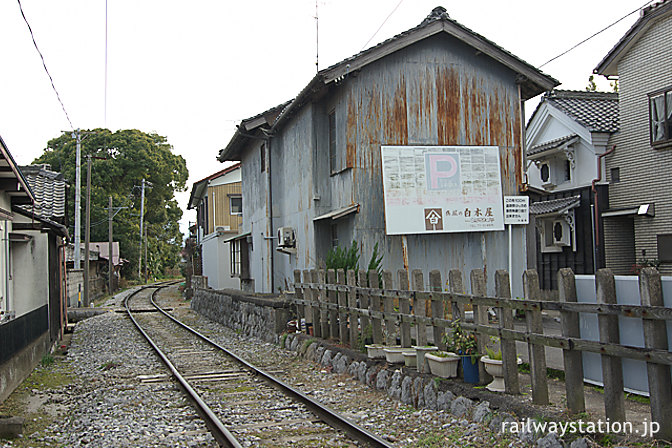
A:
[[591, 145, 616, 266]]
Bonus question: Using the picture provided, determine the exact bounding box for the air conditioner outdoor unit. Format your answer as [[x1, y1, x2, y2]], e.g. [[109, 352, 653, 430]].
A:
[[215, 226, 231, 233], [277, 227, 296, 248], [552, 220, 571, 246]]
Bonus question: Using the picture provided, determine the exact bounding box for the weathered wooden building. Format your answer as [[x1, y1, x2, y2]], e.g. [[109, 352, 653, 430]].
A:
[[219, 7, 558, 295], [595, 0, 672, 276]]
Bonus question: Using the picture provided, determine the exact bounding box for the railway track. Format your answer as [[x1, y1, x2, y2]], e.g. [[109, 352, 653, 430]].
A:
[[125, 283, 393, 448]]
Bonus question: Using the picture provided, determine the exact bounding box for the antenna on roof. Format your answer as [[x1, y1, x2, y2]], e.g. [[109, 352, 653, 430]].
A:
[[315, 0, 319, 72]]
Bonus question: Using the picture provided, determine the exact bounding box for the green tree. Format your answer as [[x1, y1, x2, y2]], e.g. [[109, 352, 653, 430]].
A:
[[34, 129, 188, 279]]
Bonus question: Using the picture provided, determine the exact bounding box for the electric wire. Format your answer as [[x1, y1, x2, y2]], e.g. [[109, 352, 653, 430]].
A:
[[361, 0, 405, 51], [539, 0, 654, 68], [16, 0, 74, 130]]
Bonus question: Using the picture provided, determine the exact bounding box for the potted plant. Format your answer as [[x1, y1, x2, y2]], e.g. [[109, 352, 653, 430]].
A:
[[425, 350, 460, 378], [365, 344, 386, 359], [383, 345, 405, 363], [412, 344, 439, 373], [480, 337, 521, 392], [402, 349, 417, 368], [444, 319, 479, 384]]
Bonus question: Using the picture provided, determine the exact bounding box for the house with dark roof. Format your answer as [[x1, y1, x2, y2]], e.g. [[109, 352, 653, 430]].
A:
[[1, 150, 69, 402], [594, 0, 672, 276], [187, 163, 243, 289], [525, 90, 619, 290], [218, 7, 558, 296]]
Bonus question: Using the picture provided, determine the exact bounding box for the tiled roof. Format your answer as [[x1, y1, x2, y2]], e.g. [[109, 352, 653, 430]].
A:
[[530, 195, 581, 215], [17, 164, 67, 221], [528, 134, 579, 157], [542, 90, 619, 133]]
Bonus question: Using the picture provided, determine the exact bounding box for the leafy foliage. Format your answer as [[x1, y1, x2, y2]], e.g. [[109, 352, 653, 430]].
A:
[[33, 129, 188, 279], [325, 240, 360, 272], [443, 319, 478, 356]]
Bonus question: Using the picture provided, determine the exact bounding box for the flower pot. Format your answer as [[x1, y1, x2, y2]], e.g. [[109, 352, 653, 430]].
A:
[[425, 352, 460, 378], [383, 346, 405, 364], [402, 350, 417, 368], [480, 356, 522, 392], [412, 345, 439, 374], [365, 344, 385, 359], [461, 355, 480, 384]]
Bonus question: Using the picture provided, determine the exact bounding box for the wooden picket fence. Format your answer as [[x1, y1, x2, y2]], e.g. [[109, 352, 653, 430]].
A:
[[290, 267, 672, 439]]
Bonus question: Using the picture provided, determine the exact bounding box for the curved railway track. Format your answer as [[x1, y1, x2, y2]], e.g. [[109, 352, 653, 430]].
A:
[[124, 283, 393, 448]]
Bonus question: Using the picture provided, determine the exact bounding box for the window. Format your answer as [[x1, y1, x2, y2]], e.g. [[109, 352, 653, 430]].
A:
[[231, 239, 241, 276], [657, 234, 672, 262], [540, 163, 550, 183], [650, 89, 672, 146], [328, 110, 336, 173], [231, 237, 250, 278], [230, 195, 242, 215], [610, 167, 620, 183]]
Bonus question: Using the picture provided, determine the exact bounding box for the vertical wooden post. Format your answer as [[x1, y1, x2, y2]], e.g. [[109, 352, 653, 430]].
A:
[[347, 270, 359, 348], [318, 269, 329, 338], [429, 270, 445, 350], [523, 269, 549, 405], [398, 269, 411, 348], [302, 270, 314, 335], [495, 270, 519, 394], [382, 270, 396, 346], [470, 269, 491, 385], [358, 270, 371, 344], [369, 270, 383, 344], [412, 270, 427, 347], [639, 267, 672, 439], [310, 269, 321, 338], [596, 268, 625, 422], [448, 269, 464, 322], [337, 269, 348, 344], [327, 269, 338, 339], [293, 270, 304, 333], [558, 268, 586, 414]]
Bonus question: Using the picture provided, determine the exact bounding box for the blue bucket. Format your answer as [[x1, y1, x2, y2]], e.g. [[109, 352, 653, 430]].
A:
[[462, 355, 479, 384]]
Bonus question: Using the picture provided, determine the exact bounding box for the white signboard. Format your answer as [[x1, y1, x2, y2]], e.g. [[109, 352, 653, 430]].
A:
[[504, 196, 529, 225], [381, 145, 504, 235]]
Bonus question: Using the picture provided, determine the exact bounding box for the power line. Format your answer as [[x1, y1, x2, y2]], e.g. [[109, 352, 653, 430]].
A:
[[361, 0, 405, 51], [16, 0, 74, 130], [539, 0, 654, 68]]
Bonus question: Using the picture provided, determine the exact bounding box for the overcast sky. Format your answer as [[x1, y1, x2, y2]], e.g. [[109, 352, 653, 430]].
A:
[[0, 0, 649, 236]]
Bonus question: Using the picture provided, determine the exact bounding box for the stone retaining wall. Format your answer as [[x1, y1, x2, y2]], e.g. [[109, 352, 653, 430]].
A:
[[279, 332, 591, 448], [191, 288, 291, 343]]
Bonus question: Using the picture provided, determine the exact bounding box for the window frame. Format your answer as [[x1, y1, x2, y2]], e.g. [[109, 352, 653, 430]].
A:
[[649, 86, 672, 148], [229, 195, 242, 216]]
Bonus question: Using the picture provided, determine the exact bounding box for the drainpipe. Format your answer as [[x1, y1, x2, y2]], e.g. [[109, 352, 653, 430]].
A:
[[591, 145, 616, 269]]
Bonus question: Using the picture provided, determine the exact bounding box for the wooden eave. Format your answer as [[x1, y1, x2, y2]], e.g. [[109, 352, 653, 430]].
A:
[[595, 2, 672, 76]]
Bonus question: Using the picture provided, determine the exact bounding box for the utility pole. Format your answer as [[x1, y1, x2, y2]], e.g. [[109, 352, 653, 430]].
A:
[[84, 155, 92, 306], [144, 226, 148, 282], [108, 196, 113, 295], [73, 129, 82, 270], [138, 178, 146, 280]]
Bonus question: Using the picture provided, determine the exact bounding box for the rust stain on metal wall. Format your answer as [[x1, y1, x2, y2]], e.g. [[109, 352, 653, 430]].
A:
[[464, 77, 486, 146], [488, 88, 502, 147], [436, 67, 460, 146], [383, 76, 408, 145], [346, 96, 357, 169]]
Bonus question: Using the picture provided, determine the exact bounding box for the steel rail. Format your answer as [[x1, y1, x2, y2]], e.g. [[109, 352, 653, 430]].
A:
[[149, 291, 394, 448], [124, 283, 242, 448]]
